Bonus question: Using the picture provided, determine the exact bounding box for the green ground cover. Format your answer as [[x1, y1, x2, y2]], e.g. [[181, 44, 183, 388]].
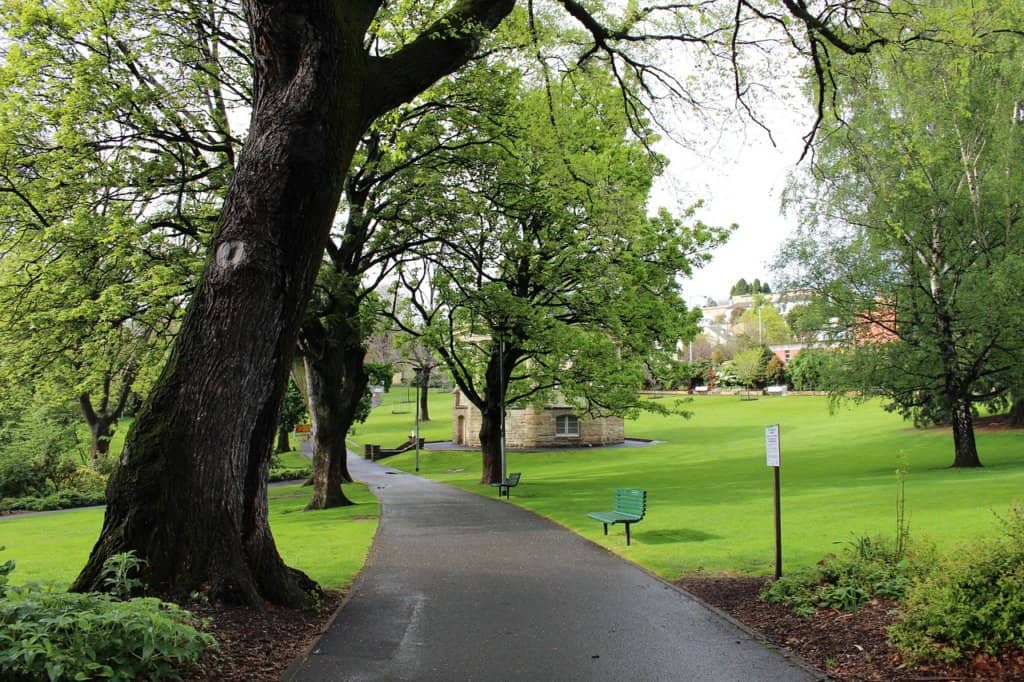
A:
[[366, 391, 1024, 579], [0, 482, 378, 590]]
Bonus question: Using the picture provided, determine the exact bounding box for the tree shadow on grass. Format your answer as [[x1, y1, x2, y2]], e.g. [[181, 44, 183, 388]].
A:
[[636, 529, 721, 544]]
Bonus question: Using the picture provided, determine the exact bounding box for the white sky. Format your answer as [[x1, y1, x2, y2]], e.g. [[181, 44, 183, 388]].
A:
[[652, 109, 812, 307]]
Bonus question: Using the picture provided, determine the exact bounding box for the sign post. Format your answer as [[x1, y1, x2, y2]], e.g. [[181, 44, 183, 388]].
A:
[[765, 424, 782, 579]]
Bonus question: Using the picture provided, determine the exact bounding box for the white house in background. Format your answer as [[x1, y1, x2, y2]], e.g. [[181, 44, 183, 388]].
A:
[[451, 388, 624, 449]]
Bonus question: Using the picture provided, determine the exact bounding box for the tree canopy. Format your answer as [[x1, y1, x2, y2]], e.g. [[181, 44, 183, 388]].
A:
[[393, 64, 727, 481], [778, 0, 1024, 467], [0, 0, 954, 604]]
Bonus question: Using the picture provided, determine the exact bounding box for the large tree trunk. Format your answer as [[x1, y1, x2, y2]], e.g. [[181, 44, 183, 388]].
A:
[[71, 0, 516, 607], [80, 393, 115, 463], [478, 403, 503, 485], [1009, 395, 1024, 427], [275, 424, 291, 454], [302, 310, 370, 509], [418, 369, 431, 422], [303, 355, 352, 508], [72, 5, 363, 606], [79, 371, 135, 465], [477, 343, 519, 484], [950, 397, 982, 468]]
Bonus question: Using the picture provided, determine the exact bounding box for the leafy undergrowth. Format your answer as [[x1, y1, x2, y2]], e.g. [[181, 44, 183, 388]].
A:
[[680, 576, 1024, 681]]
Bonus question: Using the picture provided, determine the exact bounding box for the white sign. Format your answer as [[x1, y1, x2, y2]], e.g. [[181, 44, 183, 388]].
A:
[[765, 424, 781, 467]]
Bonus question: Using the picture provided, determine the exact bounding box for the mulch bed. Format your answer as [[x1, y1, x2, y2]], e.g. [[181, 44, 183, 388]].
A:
[[180, 591, 342, 681], [678, 576, 1024, 681]]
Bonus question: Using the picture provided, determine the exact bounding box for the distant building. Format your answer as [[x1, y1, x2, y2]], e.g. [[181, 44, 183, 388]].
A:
[[452, 389, 624, 449]]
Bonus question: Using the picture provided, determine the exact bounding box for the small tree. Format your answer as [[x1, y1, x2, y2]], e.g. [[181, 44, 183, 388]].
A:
[[786, 348, 837, 391], [275, 382, 308, 455], [732, 348, 768, 396], [765, 355, 786, 386]]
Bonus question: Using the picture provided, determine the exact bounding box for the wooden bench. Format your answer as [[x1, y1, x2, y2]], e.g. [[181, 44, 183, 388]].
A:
[[491, 472, 521, 498], [587, 488, 646, 545]]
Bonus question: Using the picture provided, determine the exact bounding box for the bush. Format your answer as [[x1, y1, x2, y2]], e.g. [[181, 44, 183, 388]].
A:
[[268, 466, 312, 483], [0, 402, 87, 499], [0, 547, 13, 598], [0, 489, 106, 512], [786, 348, 837, 391], [0, 553, 216, 681], [761, 534, 929, 616], [0, 452, 48, 498], [890, 505, 1024, 664]]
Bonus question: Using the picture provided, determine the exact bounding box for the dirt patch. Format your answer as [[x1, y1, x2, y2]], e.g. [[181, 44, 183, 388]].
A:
[[678, 576, 1024, 681], [181, 592, 341, 681]]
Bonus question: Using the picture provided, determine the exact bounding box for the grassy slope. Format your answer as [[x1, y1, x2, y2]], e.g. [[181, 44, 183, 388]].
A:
[[364, 390, 1024, 579]]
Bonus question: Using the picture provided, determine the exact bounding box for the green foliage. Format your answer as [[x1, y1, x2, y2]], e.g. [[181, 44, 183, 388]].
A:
[[398, 60, 729, 464], [735, 299, 792, 347], [0, 489, 106, 513], [0, 554, 215, 681], [277, 381, 308, 433], [729, 347, 769, 390], [890, 505, 1024, 664], [786, 348, 837, 391], [761, 534, 929, 616], [0, 547, 13, 598], [730, 278, 771, 296], [366, 362, 393, 390], [0, 402, 99, 500], [778, 0, 1024, 466], [100, 551, 146, 601], [268, 466, 313, 483]]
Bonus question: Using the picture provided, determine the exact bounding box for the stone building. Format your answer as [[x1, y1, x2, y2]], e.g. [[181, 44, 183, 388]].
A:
[[452, 389, 624, 449]]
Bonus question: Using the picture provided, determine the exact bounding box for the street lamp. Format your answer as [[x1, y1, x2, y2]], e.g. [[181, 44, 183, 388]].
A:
[[414, 368, 421, 472], [499, 337, 507, 482]]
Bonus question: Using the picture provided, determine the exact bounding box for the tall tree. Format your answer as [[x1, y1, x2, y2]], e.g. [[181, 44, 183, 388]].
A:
[[297, 67, 500, 510], [779, 0, 1024, 468], [735, 297, 792, 347], [396, 68, 727, 483], [72, 0, 519, 605], [59, 0, 924, 603], [0, 0, 245, 461]]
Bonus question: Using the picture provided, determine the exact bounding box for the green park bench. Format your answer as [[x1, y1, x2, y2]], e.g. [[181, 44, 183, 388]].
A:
[[587, 488, 647, 546], [491, 472, 521, 498]]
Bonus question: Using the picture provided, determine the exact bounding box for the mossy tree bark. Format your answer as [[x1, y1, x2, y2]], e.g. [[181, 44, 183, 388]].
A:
[[72, 0, 516, 606], [300, 309, 368, 509]]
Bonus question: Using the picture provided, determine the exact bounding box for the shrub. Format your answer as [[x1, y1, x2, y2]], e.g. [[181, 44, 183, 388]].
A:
[[761, 534, 929, 616], [268, 466, 312, 483], [890, 505, 1024, 664], [0, 489, 106, 512], [0, 553, 216, 680], [0, 547, 13, 598], [0, 402, 86, 499], [0, 452, 48, 498]]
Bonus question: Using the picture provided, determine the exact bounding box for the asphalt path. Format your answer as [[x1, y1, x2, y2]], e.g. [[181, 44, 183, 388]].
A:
[[285, 454, 825, 682]]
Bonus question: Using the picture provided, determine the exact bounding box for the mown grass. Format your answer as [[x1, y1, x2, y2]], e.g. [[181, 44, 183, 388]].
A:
[[364, 390, 1024, 579], [0, 482, 378, 591]]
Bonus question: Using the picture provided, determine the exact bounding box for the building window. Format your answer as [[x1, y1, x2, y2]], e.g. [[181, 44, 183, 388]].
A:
[[555, 414, 580, 437]]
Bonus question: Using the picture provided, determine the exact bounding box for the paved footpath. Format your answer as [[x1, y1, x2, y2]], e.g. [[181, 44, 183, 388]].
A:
[[285, 455, 825, 682]]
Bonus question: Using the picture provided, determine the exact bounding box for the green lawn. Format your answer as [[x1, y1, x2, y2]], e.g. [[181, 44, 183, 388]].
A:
[[366, 391, 1024, 579], [0, 482, 378, 591], [11, 388, 1021, 590]]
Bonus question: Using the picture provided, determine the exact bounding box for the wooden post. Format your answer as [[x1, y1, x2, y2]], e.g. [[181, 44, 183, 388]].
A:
[[765, 424, 782, 579]]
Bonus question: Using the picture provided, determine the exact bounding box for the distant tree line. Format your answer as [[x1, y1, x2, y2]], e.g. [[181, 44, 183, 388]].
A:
[[730, 278, 772, 297]]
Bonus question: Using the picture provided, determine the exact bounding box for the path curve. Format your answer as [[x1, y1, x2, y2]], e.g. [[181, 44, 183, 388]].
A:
[[286, 454, 824, 681]]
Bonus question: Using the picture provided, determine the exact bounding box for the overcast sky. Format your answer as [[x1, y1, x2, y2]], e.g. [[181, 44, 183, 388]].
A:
[[652, 109, 812, 307]]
